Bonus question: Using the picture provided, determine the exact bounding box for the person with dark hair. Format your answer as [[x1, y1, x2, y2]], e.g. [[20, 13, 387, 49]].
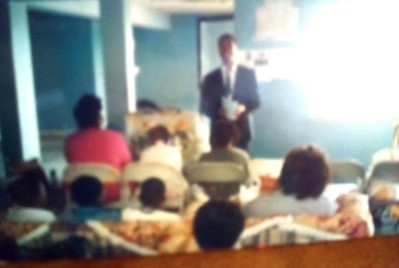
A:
[[64, 94, 132, 171], [59, 176, 120, 222], [122, 178, 180, 221], [137, 99, 160, 112], [199, 120, 250, 167], [140, 125, 183, 171], [193, 200, 244, 250], [6, 175, 56, 222], [200, 33, 260, 152], [243, 145, 337, 217], [195, 120, 251, 200]]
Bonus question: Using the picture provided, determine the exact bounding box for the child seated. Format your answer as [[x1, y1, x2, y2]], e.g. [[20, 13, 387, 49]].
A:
[[59, 175, 120, 222], [6, 175, 56, 222], [122, 178, 180, 221]]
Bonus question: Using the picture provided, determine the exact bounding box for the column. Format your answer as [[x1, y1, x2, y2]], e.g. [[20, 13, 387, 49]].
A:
[[99, 0, 137, 131], [0, 2, 41, 173], [91, 20, 107, 126]]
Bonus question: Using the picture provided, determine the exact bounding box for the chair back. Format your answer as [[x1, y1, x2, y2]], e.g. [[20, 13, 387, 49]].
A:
[[369, 161, 399, 182], [365, 161, 399, 199], [184, 162, 247, 200], [62, 163, 121, 205], [121, 162, 188, 212], [329, 160, 366, 190], [184, 162, 247, 184]]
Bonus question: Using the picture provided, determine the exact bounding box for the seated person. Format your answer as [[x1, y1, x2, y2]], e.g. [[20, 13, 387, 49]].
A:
[[137, 99, 160, 113], [199, 120, 250, 168], [193, 200, 244, 250], [64, 94, 132, 171], [243, 145, 337, 217], [196, 120, 250, 199], [140, 125, 183, 171], [122, 178, 180, 221], [59, 176, 120, 222], [6, 175, 56, 222]]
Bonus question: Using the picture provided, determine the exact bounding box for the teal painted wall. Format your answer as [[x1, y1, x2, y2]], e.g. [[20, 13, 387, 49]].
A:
[[29, 11, 95, 131], [134, 16, 199, 111], [250, 80, 392, 165]]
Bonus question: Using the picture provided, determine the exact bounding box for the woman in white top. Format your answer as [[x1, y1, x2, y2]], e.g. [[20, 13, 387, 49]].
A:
[[122, 177, 180, 221], [243, 145, 337, 217], [140, 125, 183, 171]]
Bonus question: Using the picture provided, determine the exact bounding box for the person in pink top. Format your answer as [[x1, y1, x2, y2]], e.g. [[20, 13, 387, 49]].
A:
[[64, 94, 132, 171]]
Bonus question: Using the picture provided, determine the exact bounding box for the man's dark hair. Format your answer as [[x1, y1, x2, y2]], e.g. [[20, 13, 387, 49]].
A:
[[279, 145, 330, 200], [139, 177, 165, 208], [193, 200, 244, 250], [218, 33, 236, 47], [70, 176, 103, 206], [73, 94, 102, 129], [8, 175, 46, 208], [210, 120, 239, 148], [147, 125, 170, 144]]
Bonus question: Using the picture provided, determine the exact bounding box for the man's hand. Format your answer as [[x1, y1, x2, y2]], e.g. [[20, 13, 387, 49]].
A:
[[235, 104, 246, 118]]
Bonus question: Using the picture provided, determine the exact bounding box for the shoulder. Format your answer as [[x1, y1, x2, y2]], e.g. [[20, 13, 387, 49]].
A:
[[204, 68, 222, 81], [243, 194, 273, 216], [317, 194, 338, 213], [231, 147, 250, 160], [237, 64, 256, 75], [237, 64, 254, 71], [102, 129, 127, 140]]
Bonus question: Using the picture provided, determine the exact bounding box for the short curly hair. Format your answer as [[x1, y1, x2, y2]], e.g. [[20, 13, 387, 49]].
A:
[[279, 145, 330, 200]]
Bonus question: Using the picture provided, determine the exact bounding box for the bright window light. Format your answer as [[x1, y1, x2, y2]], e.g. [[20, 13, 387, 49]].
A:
[[298, 1, 399, 121]]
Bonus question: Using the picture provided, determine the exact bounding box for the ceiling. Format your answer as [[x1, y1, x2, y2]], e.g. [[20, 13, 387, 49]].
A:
[[133, 0, 233, 14]]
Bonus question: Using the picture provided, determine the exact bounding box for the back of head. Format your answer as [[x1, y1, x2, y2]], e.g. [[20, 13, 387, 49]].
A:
[[73, 94, 102, 129], [70, 176, 103, 207], [139, 177, 165, 208], [193, 200, 244, 250], [147, 125, 170, 144], [8, 175, 47, 208], [210, 120, 238, 149], [137, 99, 160, 111], [279, 145, 329, 200]]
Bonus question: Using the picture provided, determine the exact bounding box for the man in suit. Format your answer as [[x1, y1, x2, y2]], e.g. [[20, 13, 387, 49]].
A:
[[200, 34, 260, 151]]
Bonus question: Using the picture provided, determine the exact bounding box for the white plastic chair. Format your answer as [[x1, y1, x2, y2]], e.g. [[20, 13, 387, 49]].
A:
[[184, 162, 248, 200], [121, 162, 189, 213]]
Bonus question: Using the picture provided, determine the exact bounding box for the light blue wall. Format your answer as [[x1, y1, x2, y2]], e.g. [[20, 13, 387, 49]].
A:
[[134, 16, 199, 110]]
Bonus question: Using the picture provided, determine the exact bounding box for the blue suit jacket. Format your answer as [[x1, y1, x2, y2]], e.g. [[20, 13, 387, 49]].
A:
[[200, 65, 260, 142]]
